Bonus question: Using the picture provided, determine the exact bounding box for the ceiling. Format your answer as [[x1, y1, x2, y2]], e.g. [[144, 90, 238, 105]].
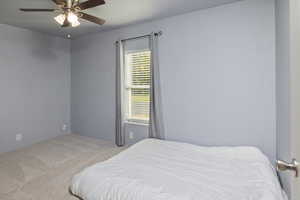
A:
[[0, 0, 242, 38]]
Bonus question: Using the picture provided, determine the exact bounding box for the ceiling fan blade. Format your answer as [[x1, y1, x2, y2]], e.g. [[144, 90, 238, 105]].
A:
[[20, 8, 56, 12], [79, 12, 105, 25], [52, 0, 66, 5], [77, 0, 105, 10]]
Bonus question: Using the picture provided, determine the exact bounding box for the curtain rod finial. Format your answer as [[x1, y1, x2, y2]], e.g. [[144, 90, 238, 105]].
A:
[[154, 31, 163, 36]]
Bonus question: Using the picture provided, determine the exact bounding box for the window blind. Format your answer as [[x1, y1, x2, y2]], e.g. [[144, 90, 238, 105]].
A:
[[125, 51, 151, 123]]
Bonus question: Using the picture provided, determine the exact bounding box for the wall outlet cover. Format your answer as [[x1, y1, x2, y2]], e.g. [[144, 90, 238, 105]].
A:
[[62, 124, 68, 132], [129, 132, 134, 139], [16, 134, 23, 141]]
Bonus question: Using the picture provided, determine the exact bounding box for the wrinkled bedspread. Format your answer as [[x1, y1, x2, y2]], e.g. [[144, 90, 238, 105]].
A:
[[70, 139, 287, 200]]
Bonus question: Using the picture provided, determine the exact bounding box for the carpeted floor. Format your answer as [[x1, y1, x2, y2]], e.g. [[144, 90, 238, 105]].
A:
[[0, 134, 126, 200]]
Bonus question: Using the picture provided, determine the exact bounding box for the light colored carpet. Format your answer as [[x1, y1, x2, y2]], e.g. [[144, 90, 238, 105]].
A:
[[0, 134, 126, 200]]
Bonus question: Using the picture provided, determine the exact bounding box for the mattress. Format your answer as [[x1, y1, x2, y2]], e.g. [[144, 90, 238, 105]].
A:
[[70, 139, 287, 200]]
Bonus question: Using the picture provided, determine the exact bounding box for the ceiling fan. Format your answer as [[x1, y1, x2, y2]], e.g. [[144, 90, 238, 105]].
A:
[[20, 0, 106, 28]]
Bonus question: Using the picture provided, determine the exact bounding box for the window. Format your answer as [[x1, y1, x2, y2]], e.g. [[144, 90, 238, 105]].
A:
[[124, 50, 151, 124]]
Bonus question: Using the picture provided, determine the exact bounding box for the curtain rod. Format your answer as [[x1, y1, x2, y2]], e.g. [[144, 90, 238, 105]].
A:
[[116, 31, 163, 43]]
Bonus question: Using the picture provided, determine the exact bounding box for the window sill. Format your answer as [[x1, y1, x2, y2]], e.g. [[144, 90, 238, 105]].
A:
[[124, 121, 149, 127]]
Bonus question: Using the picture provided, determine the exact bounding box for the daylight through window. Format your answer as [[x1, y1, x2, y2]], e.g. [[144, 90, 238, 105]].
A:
[[124, 51, 151, 124]]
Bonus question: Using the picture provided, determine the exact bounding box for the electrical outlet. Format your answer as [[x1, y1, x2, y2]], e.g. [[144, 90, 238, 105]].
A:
[[16, 134, 23, 142], [62, 124, 68, 132], [129, 132, 134, 139]]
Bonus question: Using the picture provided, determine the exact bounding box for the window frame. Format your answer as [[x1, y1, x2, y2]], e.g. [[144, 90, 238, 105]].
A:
[[123, 49, 151, 125]]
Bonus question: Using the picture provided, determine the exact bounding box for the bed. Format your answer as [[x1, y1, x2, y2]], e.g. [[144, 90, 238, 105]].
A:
[[70, 139, 287, 200]]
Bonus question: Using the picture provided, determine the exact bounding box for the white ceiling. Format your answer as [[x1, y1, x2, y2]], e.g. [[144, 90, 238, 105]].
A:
[[0, 0, 242, 38]]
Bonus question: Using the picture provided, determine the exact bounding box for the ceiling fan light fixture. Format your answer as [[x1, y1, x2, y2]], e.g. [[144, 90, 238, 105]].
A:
[[71, 20, 81, 27], [54, 13, 66, 25], [68, 12, 80, 27], [54, 12, 80, 27]]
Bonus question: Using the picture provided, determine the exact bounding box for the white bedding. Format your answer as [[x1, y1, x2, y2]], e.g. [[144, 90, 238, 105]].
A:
[[70, 139, 287, 200]]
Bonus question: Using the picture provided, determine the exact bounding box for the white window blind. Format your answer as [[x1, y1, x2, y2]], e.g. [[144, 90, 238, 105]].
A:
[[124, 50, 151, 124]]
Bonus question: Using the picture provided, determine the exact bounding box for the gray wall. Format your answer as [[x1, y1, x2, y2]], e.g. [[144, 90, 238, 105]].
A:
[[275, 0, 292, 196], [0, 24, 71, 153], [71, 0, 276, 161]]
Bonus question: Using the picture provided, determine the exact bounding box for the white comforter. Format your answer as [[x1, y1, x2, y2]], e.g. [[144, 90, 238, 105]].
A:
[[70, 139, 287, 200]]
